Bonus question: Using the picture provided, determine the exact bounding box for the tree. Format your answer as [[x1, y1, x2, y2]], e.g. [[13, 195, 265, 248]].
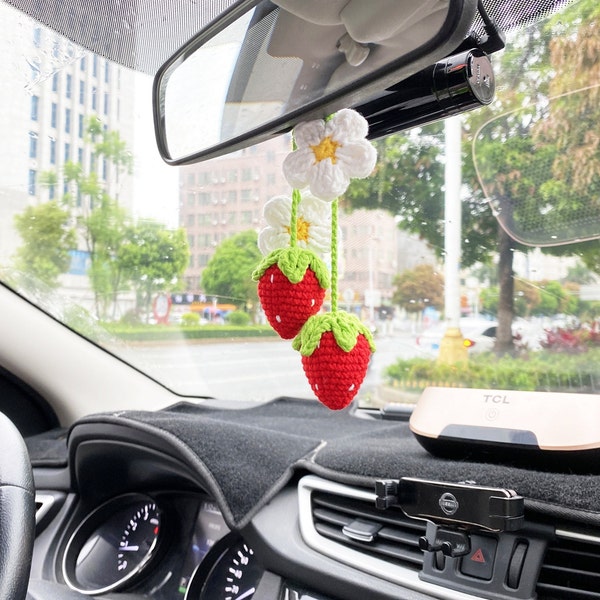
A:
[[201, 230, 262, 309], [467, 115, 553, 352], [345, 125, 504, 353], [344, 127, 496, 269], [36, 116, 134, 318], [392, 264, 444, 314], [84, 198, 129, 319], [463, 2, 600, 351], [13, 202, 75, 290], [537, 280, 570, 317], [119, 221, 189, 320]]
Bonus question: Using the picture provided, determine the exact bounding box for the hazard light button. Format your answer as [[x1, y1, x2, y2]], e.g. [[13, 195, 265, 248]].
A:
[[460, 534, 497, 580]]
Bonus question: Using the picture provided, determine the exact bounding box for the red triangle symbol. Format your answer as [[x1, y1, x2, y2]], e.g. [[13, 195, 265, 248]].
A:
[[471, 548, 486, 563]]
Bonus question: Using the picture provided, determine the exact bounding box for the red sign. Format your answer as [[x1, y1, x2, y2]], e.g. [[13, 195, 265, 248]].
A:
[[153, 293, 172, 324]]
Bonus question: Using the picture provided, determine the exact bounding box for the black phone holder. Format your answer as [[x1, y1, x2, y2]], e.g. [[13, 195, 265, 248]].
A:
[[374, 478, 553, 599], [376, 477, 524, 557], [376, 478, 524, 530]]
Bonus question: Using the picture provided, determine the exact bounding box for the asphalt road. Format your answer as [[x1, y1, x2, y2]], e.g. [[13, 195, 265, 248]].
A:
[[117, 331, 422, 403]]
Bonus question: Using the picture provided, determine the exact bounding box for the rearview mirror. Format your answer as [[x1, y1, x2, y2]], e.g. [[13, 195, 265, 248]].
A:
[[153, 0, 478, 165]]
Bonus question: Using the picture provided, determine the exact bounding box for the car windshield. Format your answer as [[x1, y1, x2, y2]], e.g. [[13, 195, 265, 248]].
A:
[[1, 0, 599, 408]]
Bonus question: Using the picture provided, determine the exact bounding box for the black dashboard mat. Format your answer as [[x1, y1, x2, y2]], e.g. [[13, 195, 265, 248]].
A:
[[74, 398, 600, 528], [76, 398, 400, 527]]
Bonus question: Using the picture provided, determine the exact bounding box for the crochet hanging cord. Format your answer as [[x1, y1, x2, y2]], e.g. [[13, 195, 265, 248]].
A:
[[253, 109, 377, 410]]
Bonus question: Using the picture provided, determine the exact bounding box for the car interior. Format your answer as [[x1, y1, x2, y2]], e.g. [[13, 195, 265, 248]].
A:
[[2, 0, 600, 599]]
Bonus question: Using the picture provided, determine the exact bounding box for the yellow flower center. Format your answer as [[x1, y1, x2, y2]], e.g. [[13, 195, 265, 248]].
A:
[[310, 136, 340, 164], [286, 216, 310, 243]]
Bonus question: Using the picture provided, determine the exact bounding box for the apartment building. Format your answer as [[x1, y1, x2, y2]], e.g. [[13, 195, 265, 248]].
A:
[[179, 135, 434, 306], [0, 3, 135, 274]]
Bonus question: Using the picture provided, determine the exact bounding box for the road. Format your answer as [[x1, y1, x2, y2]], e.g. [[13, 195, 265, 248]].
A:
[[116, 331, 422, 404]]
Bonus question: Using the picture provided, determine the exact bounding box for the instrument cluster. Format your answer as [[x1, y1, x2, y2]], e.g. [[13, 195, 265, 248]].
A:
[[61, 491, 261, 599]]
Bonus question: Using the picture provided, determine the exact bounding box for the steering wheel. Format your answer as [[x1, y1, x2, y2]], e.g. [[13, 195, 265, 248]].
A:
[[0, 411, 35, 600]]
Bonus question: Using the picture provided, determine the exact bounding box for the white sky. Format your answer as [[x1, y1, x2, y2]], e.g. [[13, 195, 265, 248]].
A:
[[132, 74, 179, 228]]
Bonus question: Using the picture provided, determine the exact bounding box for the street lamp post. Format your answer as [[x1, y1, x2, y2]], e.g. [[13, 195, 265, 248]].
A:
[[439, 116, 468, 363]]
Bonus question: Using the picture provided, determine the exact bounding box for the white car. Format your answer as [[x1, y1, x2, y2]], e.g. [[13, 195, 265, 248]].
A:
[[416, 318, 499, 355]]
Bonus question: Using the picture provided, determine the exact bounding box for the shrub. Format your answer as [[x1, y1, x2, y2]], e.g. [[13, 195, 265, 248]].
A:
[[119, 309, 142, 325], [385, 349, 600, 394], [226, 310, 251, 326], [181, 312, 200, 326]]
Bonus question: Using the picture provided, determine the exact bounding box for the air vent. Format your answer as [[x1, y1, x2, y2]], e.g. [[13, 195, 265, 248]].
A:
[[299, 475, 437, 594], [537, 532, 600, 599], [312, 491, 425, 570]]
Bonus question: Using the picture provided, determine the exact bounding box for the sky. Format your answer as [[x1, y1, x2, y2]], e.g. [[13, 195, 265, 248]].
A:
[[132, 74, 179, 228]]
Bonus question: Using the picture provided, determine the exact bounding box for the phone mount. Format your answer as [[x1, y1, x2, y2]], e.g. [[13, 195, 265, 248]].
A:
[[374, 477, 548, 599]]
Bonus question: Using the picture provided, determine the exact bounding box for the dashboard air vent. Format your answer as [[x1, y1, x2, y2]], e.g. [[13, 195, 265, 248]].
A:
[[537, 533, 600, 599], [311, 490, 425, 570]]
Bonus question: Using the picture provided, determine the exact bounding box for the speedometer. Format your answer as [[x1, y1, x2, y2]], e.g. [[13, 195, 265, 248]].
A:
[[185, 535, 263, 600], [63, 494, 163, 594]]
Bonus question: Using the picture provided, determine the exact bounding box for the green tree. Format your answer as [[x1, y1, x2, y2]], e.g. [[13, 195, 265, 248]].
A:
[[201, 230, 262, 309], [481, 279, 542, 319], [464, 2, 600, 350], [392, 264, 444, 314], [345, 125, 504, 352], [536, 280, 569, 316], [84, 198, 130, 319], [37, 116, 134, 318], [13, 202, 75, 290], [119, 221, 189, 320], [345, 128, 496, 268]]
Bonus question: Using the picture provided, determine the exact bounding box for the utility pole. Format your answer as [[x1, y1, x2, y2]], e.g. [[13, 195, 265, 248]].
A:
[[438, 116, 468, 363]]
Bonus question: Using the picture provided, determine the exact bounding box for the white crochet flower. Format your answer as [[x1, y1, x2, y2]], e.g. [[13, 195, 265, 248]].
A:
[[282, 108, 377, 201], [258, 193, 331, 256]]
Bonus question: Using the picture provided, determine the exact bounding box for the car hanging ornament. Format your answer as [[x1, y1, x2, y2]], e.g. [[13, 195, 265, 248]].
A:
[[253, 108, 377, 410]]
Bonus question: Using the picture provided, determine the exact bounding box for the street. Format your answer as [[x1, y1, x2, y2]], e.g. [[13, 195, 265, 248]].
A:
[[116, 331, 422, 404]]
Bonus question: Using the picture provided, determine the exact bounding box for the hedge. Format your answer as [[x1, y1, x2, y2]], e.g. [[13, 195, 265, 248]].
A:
[[103, 324, 278, 342], [385, 349, 600, 394]]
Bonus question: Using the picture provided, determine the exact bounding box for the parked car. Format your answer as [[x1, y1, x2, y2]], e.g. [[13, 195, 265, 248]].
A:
[[416, 318, 499, 355]]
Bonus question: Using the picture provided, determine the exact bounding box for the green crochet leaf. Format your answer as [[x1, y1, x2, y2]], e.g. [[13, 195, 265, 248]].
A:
[[292, 311, 376, 356], [252, 247, 330, 288]]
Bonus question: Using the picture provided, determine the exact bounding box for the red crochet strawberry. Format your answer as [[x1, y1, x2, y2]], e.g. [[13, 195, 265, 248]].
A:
[[292, 312, 375, 410], [252, 247, 330, 339]]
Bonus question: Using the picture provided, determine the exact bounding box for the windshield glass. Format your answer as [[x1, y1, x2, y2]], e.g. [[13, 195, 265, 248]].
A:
[[1, 0, 599, 406]]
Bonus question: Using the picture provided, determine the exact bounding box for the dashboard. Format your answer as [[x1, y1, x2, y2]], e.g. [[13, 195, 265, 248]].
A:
[[26, 399, 600, 600]]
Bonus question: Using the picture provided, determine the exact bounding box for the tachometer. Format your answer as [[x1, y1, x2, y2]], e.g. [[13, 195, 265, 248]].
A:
[[185, 535, 263, 600], [116, 500, 161, 576], [63, 494, 163, 594]]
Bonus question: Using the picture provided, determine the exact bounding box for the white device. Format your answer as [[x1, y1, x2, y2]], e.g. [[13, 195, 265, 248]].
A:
[[409, 387, 600, 471]]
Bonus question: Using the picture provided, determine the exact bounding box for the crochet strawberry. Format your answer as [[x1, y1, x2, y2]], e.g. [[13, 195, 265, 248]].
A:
[[252, 247, 330, 339], [292, 312, 375, 410]]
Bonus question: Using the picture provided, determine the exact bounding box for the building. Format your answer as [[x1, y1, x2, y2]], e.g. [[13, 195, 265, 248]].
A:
[[178, 135, 436, 308], [179, 135, 292, 291], [0, 3, 136, 294]]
